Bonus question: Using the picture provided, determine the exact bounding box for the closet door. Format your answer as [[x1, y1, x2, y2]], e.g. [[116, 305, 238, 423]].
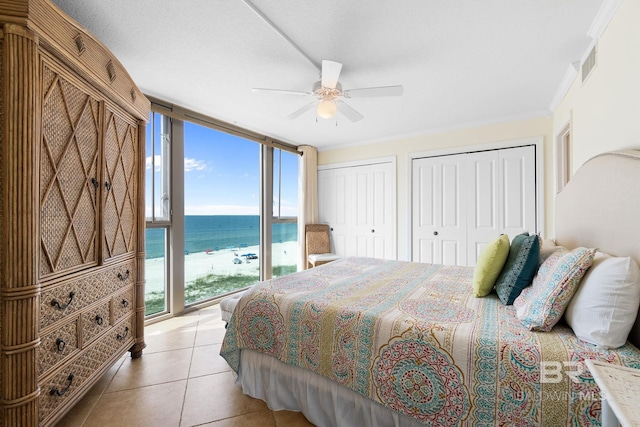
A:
[[350, 163, 396, 259], [500, 146, 536, 240], [466, 146, 536, 264], [413, 145, 537, 267], [317, 168, 351, 255], [412, 154, 467, 265], [466, 151, 500, 265], [318, 160, 396, 260]]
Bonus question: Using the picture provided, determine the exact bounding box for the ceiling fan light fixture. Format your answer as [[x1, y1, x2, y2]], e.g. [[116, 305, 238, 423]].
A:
[[317, 99, 336, 119]]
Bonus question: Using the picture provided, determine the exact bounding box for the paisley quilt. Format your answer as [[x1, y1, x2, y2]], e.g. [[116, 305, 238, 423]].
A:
[[220, 257, 640, 426]]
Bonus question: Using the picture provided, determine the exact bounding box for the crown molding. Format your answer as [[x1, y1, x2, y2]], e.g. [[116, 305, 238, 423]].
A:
[[587, 0, 623, 39]]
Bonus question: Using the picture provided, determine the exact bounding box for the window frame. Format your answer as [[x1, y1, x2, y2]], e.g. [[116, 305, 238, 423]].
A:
[[144, 98, 298, 323]]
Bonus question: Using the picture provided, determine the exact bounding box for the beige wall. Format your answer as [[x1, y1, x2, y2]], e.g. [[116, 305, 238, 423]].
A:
[[318, 0, 638, 261], [318, 116, 553, 261], [554, 0, 640, 170]]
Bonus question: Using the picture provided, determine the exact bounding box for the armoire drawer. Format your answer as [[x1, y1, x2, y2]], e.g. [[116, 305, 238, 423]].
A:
[[38, 319, 79, 380], [81, 301, 111, 345], [39, 315, 134, 424], [40, 259, 136, 329], [113, 286, 135, 323]]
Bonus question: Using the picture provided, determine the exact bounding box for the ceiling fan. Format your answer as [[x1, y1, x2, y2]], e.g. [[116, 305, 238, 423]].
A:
[[252, 60, 403, 122]]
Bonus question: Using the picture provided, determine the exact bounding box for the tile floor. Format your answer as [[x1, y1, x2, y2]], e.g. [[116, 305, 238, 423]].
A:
[[56, 304, 314, 426]]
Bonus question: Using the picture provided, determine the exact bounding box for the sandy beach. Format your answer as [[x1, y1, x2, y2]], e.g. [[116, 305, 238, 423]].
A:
[[145, 240, 298, 293]]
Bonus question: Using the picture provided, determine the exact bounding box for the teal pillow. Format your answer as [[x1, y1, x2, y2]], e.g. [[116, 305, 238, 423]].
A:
[[495, 233, 540, 305]]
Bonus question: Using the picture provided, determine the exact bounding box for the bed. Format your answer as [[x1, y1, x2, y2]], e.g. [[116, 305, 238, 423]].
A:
[[220, 150, 640, 426]]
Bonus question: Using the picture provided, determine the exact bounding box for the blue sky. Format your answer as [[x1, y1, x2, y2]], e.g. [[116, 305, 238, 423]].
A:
[[146, 115, 298, 217]]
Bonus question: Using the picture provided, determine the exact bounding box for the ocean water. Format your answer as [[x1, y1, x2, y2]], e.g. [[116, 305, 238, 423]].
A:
[[145, 215, 297, 259]]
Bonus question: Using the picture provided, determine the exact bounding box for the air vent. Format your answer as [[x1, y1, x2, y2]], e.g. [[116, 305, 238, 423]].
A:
[[581, 44, 597, 82]]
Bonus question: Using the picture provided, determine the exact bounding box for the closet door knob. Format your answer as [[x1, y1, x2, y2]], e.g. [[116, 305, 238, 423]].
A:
[[433, 231, 438, 236]]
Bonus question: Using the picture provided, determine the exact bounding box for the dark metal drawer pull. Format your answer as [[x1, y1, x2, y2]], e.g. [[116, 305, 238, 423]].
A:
[[91, 178, 99, 189], [116, 326, 129, 342], [117, 270, 130, 281], [95, 315, 104, 326], [51, 291, 75, 310], [121, 299, 129, 308], [49, 373, 74, 396], [105, 181, 112, 191], [55, 338, 66, 352]]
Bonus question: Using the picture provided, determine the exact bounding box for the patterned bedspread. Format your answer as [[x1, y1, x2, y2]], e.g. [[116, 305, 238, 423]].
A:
[[220, 257, 640, 426]]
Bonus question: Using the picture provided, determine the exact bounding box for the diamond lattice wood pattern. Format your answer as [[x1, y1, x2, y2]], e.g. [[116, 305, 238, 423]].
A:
[[103, 108, 137, 259], [40, 65, 100, 278]]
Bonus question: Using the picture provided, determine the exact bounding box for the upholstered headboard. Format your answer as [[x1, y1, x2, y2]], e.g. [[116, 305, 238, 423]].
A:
[[555, 150, 640, 348]]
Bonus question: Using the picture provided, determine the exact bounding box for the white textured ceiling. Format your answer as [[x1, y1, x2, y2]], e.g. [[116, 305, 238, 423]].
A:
[[51, 0, 606, 150]]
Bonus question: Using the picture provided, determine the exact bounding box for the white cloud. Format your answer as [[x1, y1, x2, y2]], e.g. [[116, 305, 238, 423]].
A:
[[146, 155, 162, 172], [184, 157, 207, 172], [147, 156, 207, 173]]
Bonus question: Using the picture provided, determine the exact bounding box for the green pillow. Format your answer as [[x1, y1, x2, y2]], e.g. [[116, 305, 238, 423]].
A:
[[473, 234, 510, 297], [495, 233, 541, 305]]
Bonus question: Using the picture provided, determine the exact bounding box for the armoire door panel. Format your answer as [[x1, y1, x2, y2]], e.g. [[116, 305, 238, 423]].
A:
[[40, 63, 100, 278], [103, 108, 138, 260]]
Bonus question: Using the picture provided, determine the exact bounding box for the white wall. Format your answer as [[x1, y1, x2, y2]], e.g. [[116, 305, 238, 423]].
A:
[[318, 117, 553, 261], [554, 0, 640, 171]]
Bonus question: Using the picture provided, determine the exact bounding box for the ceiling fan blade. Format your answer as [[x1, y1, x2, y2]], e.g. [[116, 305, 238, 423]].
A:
[[337, 101, 364, 122], [252, 88, 312, 96], [343, 85, 403, 98], [321, 60, 342, 89], [287, 102, 316, 120]]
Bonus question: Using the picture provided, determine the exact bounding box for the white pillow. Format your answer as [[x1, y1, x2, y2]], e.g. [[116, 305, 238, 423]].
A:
[[539, 238, 558, 266], [564, 252, 640, 349]]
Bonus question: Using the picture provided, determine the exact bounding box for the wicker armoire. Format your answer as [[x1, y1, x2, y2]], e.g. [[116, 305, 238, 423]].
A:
[[0, 0, 149, 425]]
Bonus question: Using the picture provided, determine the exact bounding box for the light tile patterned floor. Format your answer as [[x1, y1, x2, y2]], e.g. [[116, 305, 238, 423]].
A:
[[56, 304, 314, 426]]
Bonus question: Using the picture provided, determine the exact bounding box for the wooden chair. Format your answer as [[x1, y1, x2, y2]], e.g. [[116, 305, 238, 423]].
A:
[[305, 224, 340, 268]]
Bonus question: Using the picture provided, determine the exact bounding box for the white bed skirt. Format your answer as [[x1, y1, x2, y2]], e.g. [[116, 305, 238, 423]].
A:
[[238, 349, 424, 427]]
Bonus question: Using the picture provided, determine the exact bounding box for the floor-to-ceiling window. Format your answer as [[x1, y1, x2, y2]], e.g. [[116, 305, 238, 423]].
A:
[[272, 148, 299, 277], [183, 121, 261, 305], [144, 100, 299, 319], [145, 112, 171, 316]]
